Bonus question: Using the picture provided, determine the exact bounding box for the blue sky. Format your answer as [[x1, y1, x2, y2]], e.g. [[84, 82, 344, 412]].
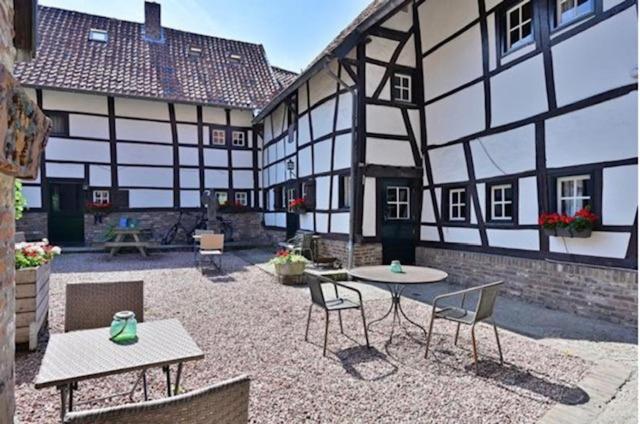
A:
[[39, 0, 371, 72]]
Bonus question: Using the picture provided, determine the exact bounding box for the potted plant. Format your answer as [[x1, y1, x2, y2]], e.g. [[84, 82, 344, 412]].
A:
[[86, 201, 113, 224], [288, 198, 307, 214], [539, 206, 598, 238], [269, 249, 308, 284], [15, 239, 61, 350]]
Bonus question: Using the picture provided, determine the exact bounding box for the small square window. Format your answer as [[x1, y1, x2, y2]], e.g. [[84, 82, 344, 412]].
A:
[[235, 191, 248, 206], [189, 46, 202, 56], [215, 191, 228, 205], [489, 184, 514, 221], [386, 186, 410, 220], [92, 190, 110, 205], [557, 175, 591, 216], [211, 129, 226, 145], [47, 112, 69, 136], [392, 73, 412, 103], [504, 0, 533, 52], [556, 0, 593, 26], [89, 29, 108, 43], [232, 131, 245, 147], [448, 188, 467, 221]]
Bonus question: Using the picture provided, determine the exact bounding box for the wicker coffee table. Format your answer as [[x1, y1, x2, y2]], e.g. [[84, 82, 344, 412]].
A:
[[35, 319, 204, 420]]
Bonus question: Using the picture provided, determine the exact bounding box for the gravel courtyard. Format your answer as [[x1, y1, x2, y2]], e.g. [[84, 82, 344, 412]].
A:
[[15, 251, 591, 423]]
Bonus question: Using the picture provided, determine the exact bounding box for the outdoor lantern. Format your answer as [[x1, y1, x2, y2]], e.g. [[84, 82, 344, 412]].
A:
[[110, 311, 138, 343], [0, 63, 50, 180], [286, 159, 296, 178]]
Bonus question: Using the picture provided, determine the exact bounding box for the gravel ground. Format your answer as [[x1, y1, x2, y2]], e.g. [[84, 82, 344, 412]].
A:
[[15, 252, 590, 423]]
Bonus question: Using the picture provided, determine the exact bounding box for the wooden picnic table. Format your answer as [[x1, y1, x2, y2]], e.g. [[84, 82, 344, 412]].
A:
[[105, 228, 149, 257]]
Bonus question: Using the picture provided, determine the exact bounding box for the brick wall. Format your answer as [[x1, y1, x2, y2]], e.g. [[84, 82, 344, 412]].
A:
[[0, 0, 16, 421], [317, 239, 382, 267], [416, 246, 638, 326], [15, 211, 46, 241]]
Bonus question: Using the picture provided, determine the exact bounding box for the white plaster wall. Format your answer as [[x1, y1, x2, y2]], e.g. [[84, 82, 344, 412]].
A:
[[315, 177, 331, 210], [549, 232, 631, 258], [180, 190, 200, 207], [316, 213, 329, 233], [442, 227, 481, 245], [545, 93, 637, 168], [233, 170, 254, 189], [434, 187, 442, 215], [366, 138, 415, 167], [518, 176, 539, 225], [300, 213, 314, 231], [90, 165, 111, 187], [396, 35, 416, 68], [180, 168, 200, 189], [271, 104, 287, 138], [552, 8, 637, 106], [424, 24, 483, 100], [179, 147, 199, 166], [311, 99, 335, 139], [602, 165, 637, 226], [232, 150, 253, 168], [275, 213, 287, 228], [298, 113, 311, 145], [313, 139, 332, 174], [331, 213, 350, 234], [203, 149, 228, 167], [46, 163, 84, 179], [419, 0, 478, 52], [285, 136, 296, 157], [47, 138, 110, 163], [174, 104, 197, 122], [366, 105, 407, 135], [421, 225, 440, 241], [362, 177, 376, 237], [128, 189, 173, 208], [116, 119, 172, 143], [485, 0, 503, 10], [118, 166, 173, 187], [202, 107, 226, 125], [333, 133, 352, 170], [263, 115, 273, 143], [487, 229, 539, 250], [43, 90, 108, 114], [23, 186, 41, 208], [115, 98, 169, 120], [470, 124, 536, 179], [426, 82, 485, 145], [476, 183, 486, 221], [366, 63, 388, 99], [69, 115, 109, 139], [204, 170, 229, 188], [336, 93, 353, 131], [490, 54, 548, 126], [603, 0, 627, 9], [309, 66, 338, 105], [381, 6, 412, 31], [366, 36, 400, 63], [421, 190, 436, 222], [487, 13, 497, 71], [500, 43, 536, 65], [298, 85, 309, 114], [298, 146, 312, 177], [230, 110, 253, 127], [177, 124, 198, 144], [408, 109, 421, 147], [118, 143, 172, 165], [429, 144, 469, 184]]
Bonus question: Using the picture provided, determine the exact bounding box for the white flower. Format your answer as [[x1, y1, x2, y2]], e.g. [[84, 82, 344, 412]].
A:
[[51, 246, 62, 255]]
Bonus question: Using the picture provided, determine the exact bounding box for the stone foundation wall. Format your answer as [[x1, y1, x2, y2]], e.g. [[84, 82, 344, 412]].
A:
[[16, 211, 46, 241], [317, 239, 382, 267], [416, 246, 638, 326]]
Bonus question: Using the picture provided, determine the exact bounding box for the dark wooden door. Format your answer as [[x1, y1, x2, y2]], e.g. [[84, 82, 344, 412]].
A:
[[381, 179, 416, 265], [285, 185, 299, 239], [48, 181, 85, 245]]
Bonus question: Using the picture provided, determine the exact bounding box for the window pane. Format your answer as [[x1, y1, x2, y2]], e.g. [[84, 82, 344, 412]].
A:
[[504, 187, 513, 201], [560, 180, 574, 197], [399, 188, 408, 202], [494, 188, 502, 202], [509, 9, 519, 28], [386, 205, 397, 219], [521, 21, 532, 37], [493, 204, 501, 218], [560, 199, 573, 215], [521, 2, 532, 21], [460, 205, 466, 218], [510, 29, 520, 45], [504, 203, 513, 217], [398, 204, 408, 219], [577, 179, 590, 196], [387, 188, 397, 202]]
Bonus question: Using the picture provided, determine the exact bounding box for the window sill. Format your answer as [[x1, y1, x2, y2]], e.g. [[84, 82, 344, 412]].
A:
[[501, 38, 537, 59]]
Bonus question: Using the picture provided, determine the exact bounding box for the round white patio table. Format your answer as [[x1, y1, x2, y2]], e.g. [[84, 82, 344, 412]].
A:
[[348, 265, 448, 341]]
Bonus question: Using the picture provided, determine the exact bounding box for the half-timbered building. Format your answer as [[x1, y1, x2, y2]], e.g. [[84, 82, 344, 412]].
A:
[[15, 0, 638, 323]]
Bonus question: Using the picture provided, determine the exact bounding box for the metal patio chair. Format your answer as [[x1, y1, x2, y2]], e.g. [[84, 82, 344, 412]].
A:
[[304, 275, 370, 356], [278, 231, 314, 260], [198, 233, 224, 272], [424, 281, 504, 372], [65, 280, 148, 401], [64, 375, 250, 424]]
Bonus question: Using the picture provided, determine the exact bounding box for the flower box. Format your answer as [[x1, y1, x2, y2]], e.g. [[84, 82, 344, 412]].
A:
[[539, 207, 597, 239], [15, 262, 50, 350], [543, 227, 592, 238]]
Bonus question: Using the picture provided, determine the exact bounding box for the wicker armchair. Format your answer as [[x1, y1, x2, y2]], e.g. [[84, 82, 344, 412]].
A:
[[63, 375, 250, 424], [65, 280, 147, 400]]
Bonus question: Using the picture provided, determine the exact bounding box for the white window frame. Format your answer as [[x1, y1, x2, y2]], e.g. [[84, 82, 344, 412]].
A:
[[211, 129, 226, 145], [215, 191, 228, 205], [286, 187, 296, 211], [505, 0, 533, 52], [341, 176, 351, 208], [557, 175, 591, 216], [392, 73, 412, 103], [89, 29, 108, 43], [232, 131, 246, 147], [234, 191, 248, 206], [556, 0, 594, 26], [449, 188, 466, 221], [386, 186, 410, 220], [92, 190, 110, 205], [490, 184, 513, 221]]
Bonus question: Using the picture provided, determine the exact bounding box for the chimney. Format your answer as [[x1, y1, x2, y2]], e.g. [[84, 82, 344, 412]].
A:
[[144, 2, 163, 42]]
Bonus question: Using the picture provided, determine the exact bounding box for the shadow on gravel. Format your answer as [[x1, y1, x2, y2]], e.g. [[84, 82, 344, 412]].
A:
[[335, 346, 398, 381]]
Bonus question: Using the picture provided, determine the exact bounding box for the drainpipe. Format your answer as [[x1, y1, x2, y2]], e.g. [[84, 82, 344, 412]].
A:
[[324, 60, 358, 269]]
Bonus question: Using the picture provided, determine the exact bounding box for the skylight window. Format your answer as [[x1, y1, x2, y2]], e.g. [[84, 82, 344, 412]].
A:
[[88, 29, 108, 43], [229, 53, 242, 62], [189, 46, 202, 56]]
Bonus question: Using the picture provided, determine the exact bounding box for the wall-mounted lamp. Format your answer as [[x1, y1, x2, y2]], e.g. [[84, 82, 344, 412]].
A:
[[286, 159, 296, 178]]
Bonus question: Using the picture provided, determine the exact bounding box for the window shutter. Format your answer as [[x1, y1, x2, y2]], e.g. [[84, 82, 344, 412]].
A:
[[306, 180, 316, 210]]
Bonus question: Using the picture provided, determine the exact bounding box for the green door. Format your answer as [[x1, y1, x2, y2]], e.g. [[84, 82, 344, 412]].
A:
[[381, 179, 416, 265], [48, 181, 85, 245]]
